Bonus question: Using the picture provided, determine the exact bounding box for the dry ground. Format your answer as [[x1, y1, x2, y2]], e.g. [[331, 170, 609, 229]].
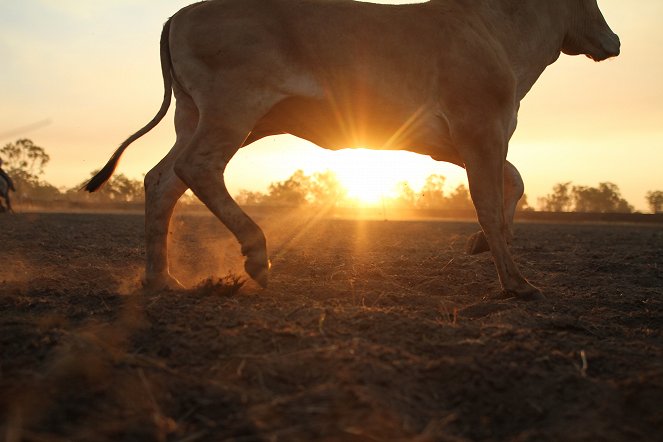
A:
[[1, 211, 662, 441]]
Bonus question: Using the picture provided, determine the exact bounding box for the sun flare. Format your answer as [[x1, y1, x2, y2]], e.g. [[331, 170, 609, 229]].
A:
[[324, 148, 461, 206], [331, 150, 397, 204], [229, 138, 468, 207]]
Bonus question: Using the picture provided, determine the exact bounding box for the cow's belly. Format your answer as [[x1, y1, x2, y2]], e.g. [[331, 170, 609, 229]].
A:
[[249, 97, 461, 164]]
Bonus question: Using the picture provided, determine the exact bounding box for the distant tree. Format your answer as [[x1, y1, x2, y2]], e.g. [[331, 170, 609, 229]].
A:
[[309, 170, 346, 206], [445, 184, 473, 211], [235, 170, 345, 207], [107, 174, 145, 202], [265, 169, 311, 206], [516, 194, 534, 212], [572, 182, 632, 213], [0, 139, 59, 202], [418, 174, 446, 209], [539, 182, 573, 212], [391, 176, 472, 211], [25, 179, 61, 200], [645, 190, 663, 214], [391, 181, 417, 208], [0, 138, 50, 177], [8, 169, 61, 201], [69, 172, 144, 203], [235, 189, 266, 206]]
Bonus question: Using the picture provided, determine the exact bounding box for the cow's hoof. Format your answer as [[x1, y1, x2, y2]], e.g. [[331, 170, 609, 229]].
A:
[[143, 274, 185, 292], [245, 257, 271, 288], [466, 231, 490, 255]]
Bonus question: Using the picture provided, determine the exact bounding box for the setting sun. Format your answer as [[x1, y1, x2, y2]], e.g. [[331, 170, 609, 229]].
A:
[[227, 139, 469, 207], [330, 149, 405, 204], [318, 148, 465, 206]]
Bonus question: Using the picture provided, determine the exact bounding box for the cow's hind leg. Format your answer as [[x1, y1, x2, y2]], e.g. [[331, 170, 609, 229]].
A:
[[143, 88, 196, 290], [466, 160, 523, 255], [4, 192, 13, 214], [174, 112, 271, 287], [457, 127, 540, 299]]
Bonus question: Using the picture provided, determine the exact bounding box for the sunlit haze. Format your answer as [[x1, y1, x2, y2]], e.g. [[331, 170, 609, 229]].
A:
[[1, 0, 662, 210]]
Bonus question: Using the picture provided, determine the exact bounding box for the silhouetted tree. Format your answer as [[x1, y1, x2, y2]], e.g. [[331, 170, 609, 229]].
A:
[[645, 190, 663, 214], [107, 174, 144, 202], [445, 184, 473, 211], [5, 168, 61, 201], [391, 181, 417, 208], [539, 182, 633, 213], [0, 138, 50, 177], [516, 194, 534, 212], [0, 139, 59, 202], [389, 176, 472, 210], [265, 170, 311, 206], [539, 182, 573, 212], [235, 189, 266, 206], [572, 182, 632, 213], [309, 170, 346, 207], [69, 172, 144, 202], [418, 174, 446, 209]]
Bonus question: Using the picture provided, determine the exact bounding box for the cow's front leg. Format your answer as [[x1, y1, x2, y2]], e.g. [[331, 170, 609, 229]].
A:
[[459, 130, 541, 299], [466, 160, 523, 254]]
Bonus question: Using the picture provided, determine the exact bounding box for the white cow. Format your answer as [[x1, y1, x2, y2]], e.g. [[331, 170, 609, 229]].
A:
[[85, 0, 620, 299]]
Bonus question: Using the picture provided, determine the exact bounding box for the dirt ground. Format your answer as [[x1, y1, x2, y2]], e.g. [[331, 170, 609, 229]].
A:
[[1, 210, 662, 441]]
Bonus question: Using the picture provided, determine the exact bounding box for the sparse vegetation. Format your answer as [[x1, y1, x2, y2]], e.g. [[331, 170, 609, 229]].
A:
[[538, 182, 574, 212], [539, 181, 634, 213], [0, 139, 656, 216], [646, 190, 663, 214], [0, 138, 58, 203], [234, 169, 475, 210], [1, 139, 146, 207], [68, 172, 145, 203]]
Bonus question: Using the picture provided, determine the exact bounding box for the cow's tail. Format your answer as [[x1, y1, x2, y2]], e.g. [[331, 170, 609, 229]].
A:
[[83, 18, 174, 192]]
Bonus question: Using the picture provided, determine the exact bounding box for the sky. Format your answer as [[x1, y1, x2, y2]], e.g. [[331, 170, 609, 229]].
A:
[[1, 0, 662, 211]]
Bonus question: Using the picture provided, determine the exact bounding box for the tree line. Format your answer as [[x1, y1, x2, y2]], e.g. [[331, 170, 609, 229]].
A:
[[234, 170, 491, 211], [2, 138, 662, 213], [1, 139, 146, 205], [538, 181, 663, 214]]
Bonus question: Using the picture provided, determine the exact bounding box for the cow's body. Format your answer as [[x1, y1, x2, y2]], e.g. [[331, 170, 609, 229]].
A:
[[0, 179, 12, 213], [0, 164, 14, 213], [85, 0, 619, 298]]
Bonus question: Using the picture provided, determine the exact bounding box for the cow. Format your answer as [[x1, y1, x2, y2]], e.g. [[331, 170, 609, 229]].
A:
[[84, 0, 620, 299], [0, 159, 15, 213], [0, 178, 11, 213]]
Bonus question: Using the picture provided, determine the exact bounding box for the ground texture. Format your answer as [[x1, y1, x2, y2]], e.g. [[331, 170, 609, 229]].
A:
[[1, 211, 662, 441]]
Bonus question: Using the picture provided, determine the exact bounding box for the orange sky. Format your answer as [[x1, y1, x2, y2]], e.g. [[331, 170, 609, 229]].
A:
[[1, 0, 662, 211]]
